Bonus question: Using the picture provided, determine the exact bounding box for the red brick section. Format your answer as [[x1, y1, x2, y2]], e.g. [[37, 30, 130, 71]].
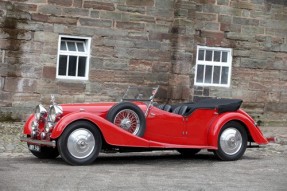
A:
[[43, 66, 56, 80], [31, 13, 48, 22], [14, 3, 37, 12]]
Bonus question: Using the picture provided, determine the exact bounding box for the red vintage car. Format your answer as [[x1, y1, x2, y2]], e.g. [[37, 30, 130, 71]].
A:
[[20, 86, 268, 165]]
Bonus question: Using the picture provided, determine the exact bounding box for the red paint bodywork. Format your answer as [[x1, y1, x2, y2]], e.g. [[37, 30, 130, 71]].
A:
[[23, 101, 268, 150]]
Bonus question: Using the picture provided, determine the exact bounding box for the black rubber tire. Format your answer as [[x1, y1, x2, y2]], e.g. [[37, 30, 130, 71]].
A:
[[214, 121, 247, 161], [177, 149, 201, 157], [107, 102, 146, 137], [28, 144, 59, 159], [57, 121, 102, 166]]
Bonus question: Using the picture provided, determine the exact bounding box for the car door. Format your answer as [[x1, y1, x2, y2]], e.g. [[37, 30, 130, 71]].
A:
[[143, 107, 187, 145]]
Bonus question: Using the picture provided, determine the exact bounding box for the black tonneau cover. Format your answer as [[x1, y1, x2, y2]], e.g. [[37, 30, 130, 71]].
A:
[[185, 98, 243, 116]]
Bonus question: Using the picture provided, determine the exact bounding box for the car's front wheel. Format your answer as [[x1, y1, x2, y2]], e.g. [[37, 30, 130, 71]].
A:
[[58, 121, 102, 165], [214, 121, 247, 161]]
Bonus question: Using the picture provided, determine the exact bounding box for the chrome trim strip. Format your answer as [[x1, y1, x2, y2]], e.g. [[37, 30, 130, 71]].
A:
[[20, 136, 56, 148]]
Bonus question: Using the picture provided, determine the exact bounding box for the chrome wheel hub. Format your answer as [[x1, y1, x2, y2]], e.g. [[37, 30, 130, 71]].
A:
[[67, 128, 95, 159], [220, 128, 242, 155], [114, 109, 140, 135], [120, 118, 132, 129]]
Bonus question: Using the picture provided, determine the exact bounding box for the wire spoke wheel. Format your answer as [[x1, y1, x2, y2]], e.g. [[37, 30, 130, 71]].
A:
[[107, 102, 146, 137], [114, 109, 140, 135]]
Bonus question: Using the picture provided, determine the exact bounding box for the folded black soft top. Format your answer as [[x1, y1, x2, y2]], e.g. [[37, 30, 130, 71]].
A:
[[184, 98, 243, 116]]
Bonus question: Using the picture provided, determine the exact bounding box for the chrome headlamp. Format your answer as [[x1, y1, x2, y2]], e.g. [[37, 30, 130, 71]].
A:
[[49, 104, 63, 123], [35, 104, 47, 121]]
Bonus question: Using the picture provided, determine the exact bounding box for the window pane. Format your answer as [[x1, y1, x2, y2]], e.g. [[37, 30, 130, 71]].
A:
[[213, 66, 220, 84], [222, 52, 228, 62], [77, 42, 85, 52], [221, 66, 229, 84], [78, 57, 86, 77], [205, 65, 212, 83], [214, 51, 221, 62], [67, 42, 76, 51], [205, 50, 212, 61], [198, 49, 204, 61], [68, 56, 77, 76], [58, 55, 67, 76], [196, 65, 204, 83], [60, 41, 67, 51]]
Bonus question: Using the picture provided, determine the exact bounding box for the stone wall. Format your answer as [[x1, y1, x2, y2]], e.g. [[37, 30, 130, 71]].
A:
[[0, 0, 286, 125]]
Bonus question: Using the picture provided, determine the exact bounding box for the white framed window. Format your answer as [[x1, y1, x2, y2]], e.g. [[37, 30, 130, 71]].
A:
[[56, 35, 91, 80], [194, 46, 232, 87]]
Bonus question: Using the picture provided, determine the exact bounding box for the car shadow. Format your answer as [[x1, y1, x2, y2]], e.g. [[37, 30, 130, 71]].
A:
[[92, 151, 217, 165], [14, 151, 263, 166]]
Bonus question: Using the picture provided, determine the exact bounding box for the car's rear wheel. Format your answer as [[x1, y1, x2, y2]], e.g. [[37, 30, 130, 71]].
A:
[[177, 149, 201, 157], [58, 121, 102, 165], [107, 102, 146, 137], [28, 144, 59, 159], [214, 121, 247, 161]]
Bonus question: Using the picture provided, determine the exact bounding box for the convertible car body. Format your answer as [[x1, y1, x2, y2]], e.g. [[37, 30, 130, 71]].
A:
[[20, 86, 268, 165]]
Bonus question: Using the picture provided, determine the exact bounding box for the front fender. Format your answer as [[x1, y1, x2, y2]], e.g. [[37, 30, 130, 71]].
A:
[[208, 110, 268, 148], [50, 112, 150, 147], [23, 114, 34, 135]]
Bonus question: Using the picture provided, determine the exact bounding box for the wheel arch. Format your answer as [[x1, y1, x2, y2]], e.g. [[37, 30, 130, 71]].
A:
[[60, 119, 108, 147], [208, 112, 267, 149], [51, 112, 105, 141]]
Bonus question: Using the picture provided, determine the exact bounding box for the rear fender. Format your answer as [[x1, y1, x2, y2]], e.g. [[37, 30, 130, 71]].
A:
[[208, 110, 268, 148], [50, 112, 150, 147]]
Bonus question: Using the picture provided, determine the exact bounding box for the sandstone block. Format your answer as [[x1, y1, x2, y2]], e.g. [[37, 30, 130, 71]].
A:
[[38, 5, 62, 16], [14, 3, 37, 12], [57, 81, 86, 94], [48, 0, 73, 7], [34, 31, 58, 42], [103, 58, 129, 70], [231, 2, 254, 10], [62, 8, 89, 17], [73, 0, 83, 8], [48, 16, 78, 25], [126, 0, 154, 7], [219, 15, 232, 24], [31, 13, 48, 22], [129, 59, 153, 72], [79, 18, 112, 28], [242, 26, 264, 35], [117, 5, 145, 14], [116, 21, 145, 31], [195, 12, 217, 21], [83, 1, 115, 11], [265, 103, 287, 113], [99, 11, 122, 21], [155, 0, 174, 10], [6, 11, 31, 20], [4, 77, 37, 93], [152, 62, 171, 73], [233, 17, 259, 26], [146, 23, 169, 33]]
